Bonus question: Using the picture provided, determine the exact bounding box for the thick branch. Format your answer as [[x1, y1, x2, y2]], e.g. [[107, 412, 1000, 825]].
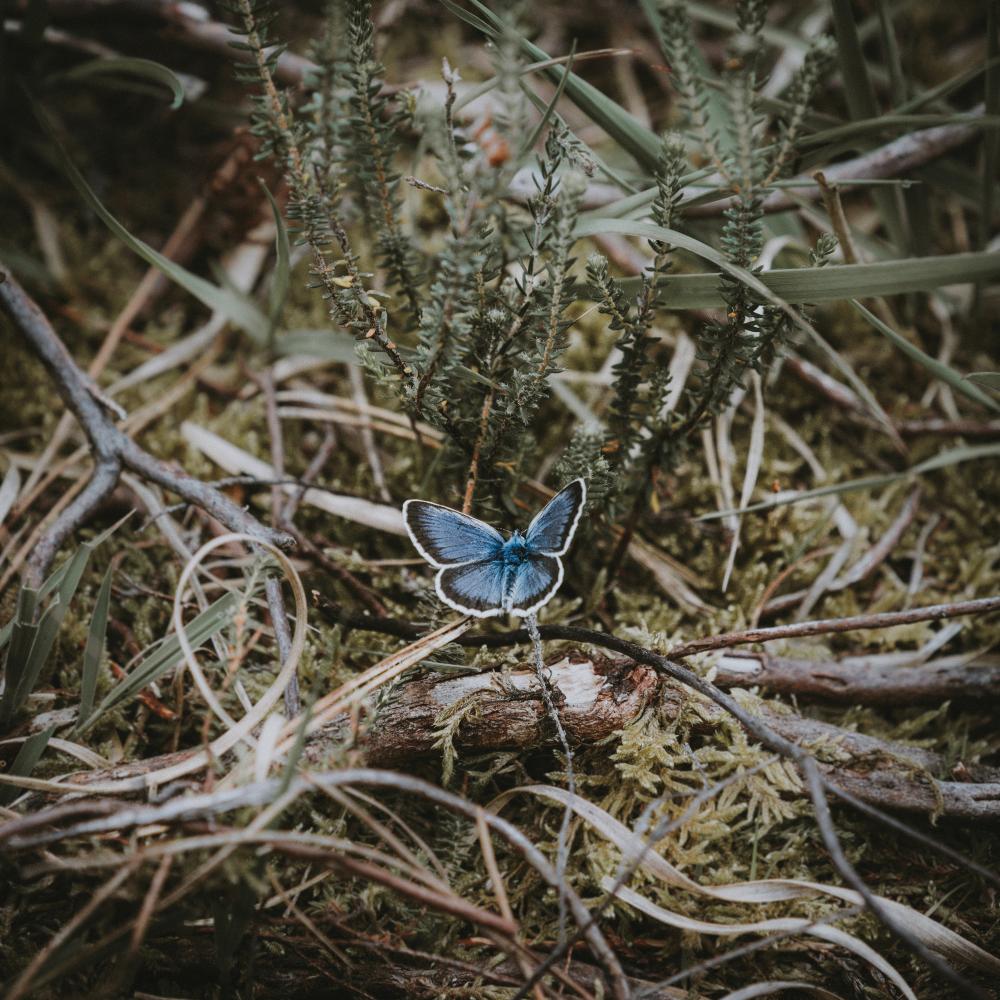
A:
[[0, 264, 294, 586], [713, 651, 1000, 704], [354, 655, 658, 766], [314, 594, 1000, 658], [55, 654, 1000, 821]]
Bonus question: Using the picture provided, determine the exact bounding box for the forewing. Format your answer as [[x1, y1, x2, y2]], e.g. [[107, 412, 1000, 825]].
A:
[[524, 479, 586, 555], [508, 554, 563, 617], [436, 559, 507, 617], [403, 500, 504, 567]]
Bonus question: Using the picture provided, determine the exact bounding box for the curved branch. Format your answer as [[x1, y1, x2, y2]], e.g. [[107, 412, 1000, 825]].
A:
[[0, 263, 295, 587], [27, 457, 122, 584]]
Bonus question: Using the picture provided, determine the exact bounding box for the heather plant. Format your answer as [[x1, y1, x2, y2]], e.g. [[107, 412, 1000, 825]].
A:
[[228, 0, 837, 546]]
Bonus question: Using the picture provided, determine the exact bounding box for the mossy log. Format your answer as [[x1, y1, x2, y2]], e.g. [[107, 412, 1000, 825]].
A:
[[350, 655, 1000, 821], [57, 654, 1000, 821]]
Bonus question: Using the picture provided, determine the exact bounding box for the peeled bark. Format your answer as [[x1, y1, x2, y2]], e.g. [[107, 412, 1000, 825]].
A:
[[355, 654, 659, 765]]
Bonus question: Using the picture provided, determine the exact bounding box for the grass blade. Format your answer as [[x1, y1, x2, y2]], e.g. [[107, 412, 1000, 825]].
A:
[[59, 56, 186, 109], [830, 0, 909, 249], [2, 542, 95, 723], [12, 601, 63, 716], [273, 329, 359, 363], [851, 301, 1000, 413], [981, 3, 999, 256], [78, 564, 113, 728], [80, 591, 240, 732], [260, 179, 291, 350], [0, 589, 40, 727], [607, 251, 1000, 307], [0, 514, 129, 658], [0, 725, 56, 805], [875, 0, 906, 105], [32, 99, 269, 341], [519, 40, 576, 158], [441, 0, 661, 170], [967, 372, 1000, 391], [278, 696, 314, 797], [798, 113, 1000, 150], [0, 463, 21, 528]]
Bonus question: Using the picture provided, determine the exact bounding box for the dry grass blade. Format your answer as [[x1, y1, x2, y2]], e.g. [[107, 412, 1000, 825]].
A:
[[722, 373, 765, 592], [717, 980, 845, 1000], [181, 422, 406, 535], [609, 881, 916, 999]]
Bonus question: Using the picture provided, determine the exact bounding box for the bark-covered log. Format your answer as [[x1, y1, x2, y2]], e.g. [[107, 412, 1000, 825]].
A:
[[357, 654, 659, 765], [328, 655, 1000, 821], [58, 653, 1000, 820]]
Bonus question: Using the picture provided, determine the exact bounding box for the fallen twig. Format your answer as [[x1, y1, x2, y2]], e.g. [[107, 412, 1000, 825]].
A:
[[712, 650, 1000, 704], [665, 596, 1000, 659], [0, 265, 294, 586], [313, 593, 1000, 656], [686, 111, 988, 217]]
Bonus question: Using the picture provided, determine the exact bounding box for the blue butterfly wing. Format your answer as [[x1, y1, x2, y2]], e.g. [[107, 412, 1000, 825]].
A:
[[508, 554, 563, 617], [403, 500, 504, 567], [436, 559, 508, 617], [524, 479, 586, 555]]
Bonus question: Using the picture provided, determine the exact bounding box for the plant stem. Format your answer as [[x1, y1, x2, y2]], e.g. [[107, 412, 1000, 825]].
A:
[[525, 612, 576, 945]]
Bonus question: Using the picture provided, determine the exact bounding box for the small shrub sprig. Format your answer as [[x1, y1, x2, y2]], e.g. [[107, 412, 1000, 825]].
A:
[[229, 0, 594, 514], [656, 0, 835, 419], [582, 0, 835, 567], [343, 0, 423, 323], [228, 0, 414, 388]]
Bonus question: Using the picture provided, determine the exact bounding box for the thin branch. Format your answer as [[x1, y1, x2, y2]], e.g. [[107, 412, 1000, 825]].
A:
[[801, 756, 986, 998], [0, 264, 294, 587], [313, 593, 1000, 656], [664, 596, 1000, 658], [712, 650, 1000, 704], [686, 111, 987, 217], [526, 613, 576, 945], [462, 388, 495, 513]]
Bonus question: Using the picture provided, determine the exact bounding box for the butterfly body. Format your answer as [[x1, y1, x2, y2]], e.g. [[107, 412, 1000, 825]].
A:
[[403, 480, 586, 619], [501, 532, 529, 567]]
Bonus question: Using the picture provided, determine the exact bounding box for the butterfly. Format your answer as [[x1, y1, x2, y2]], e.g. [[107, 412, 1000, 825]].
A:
[[403, 479, 586, 619]]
